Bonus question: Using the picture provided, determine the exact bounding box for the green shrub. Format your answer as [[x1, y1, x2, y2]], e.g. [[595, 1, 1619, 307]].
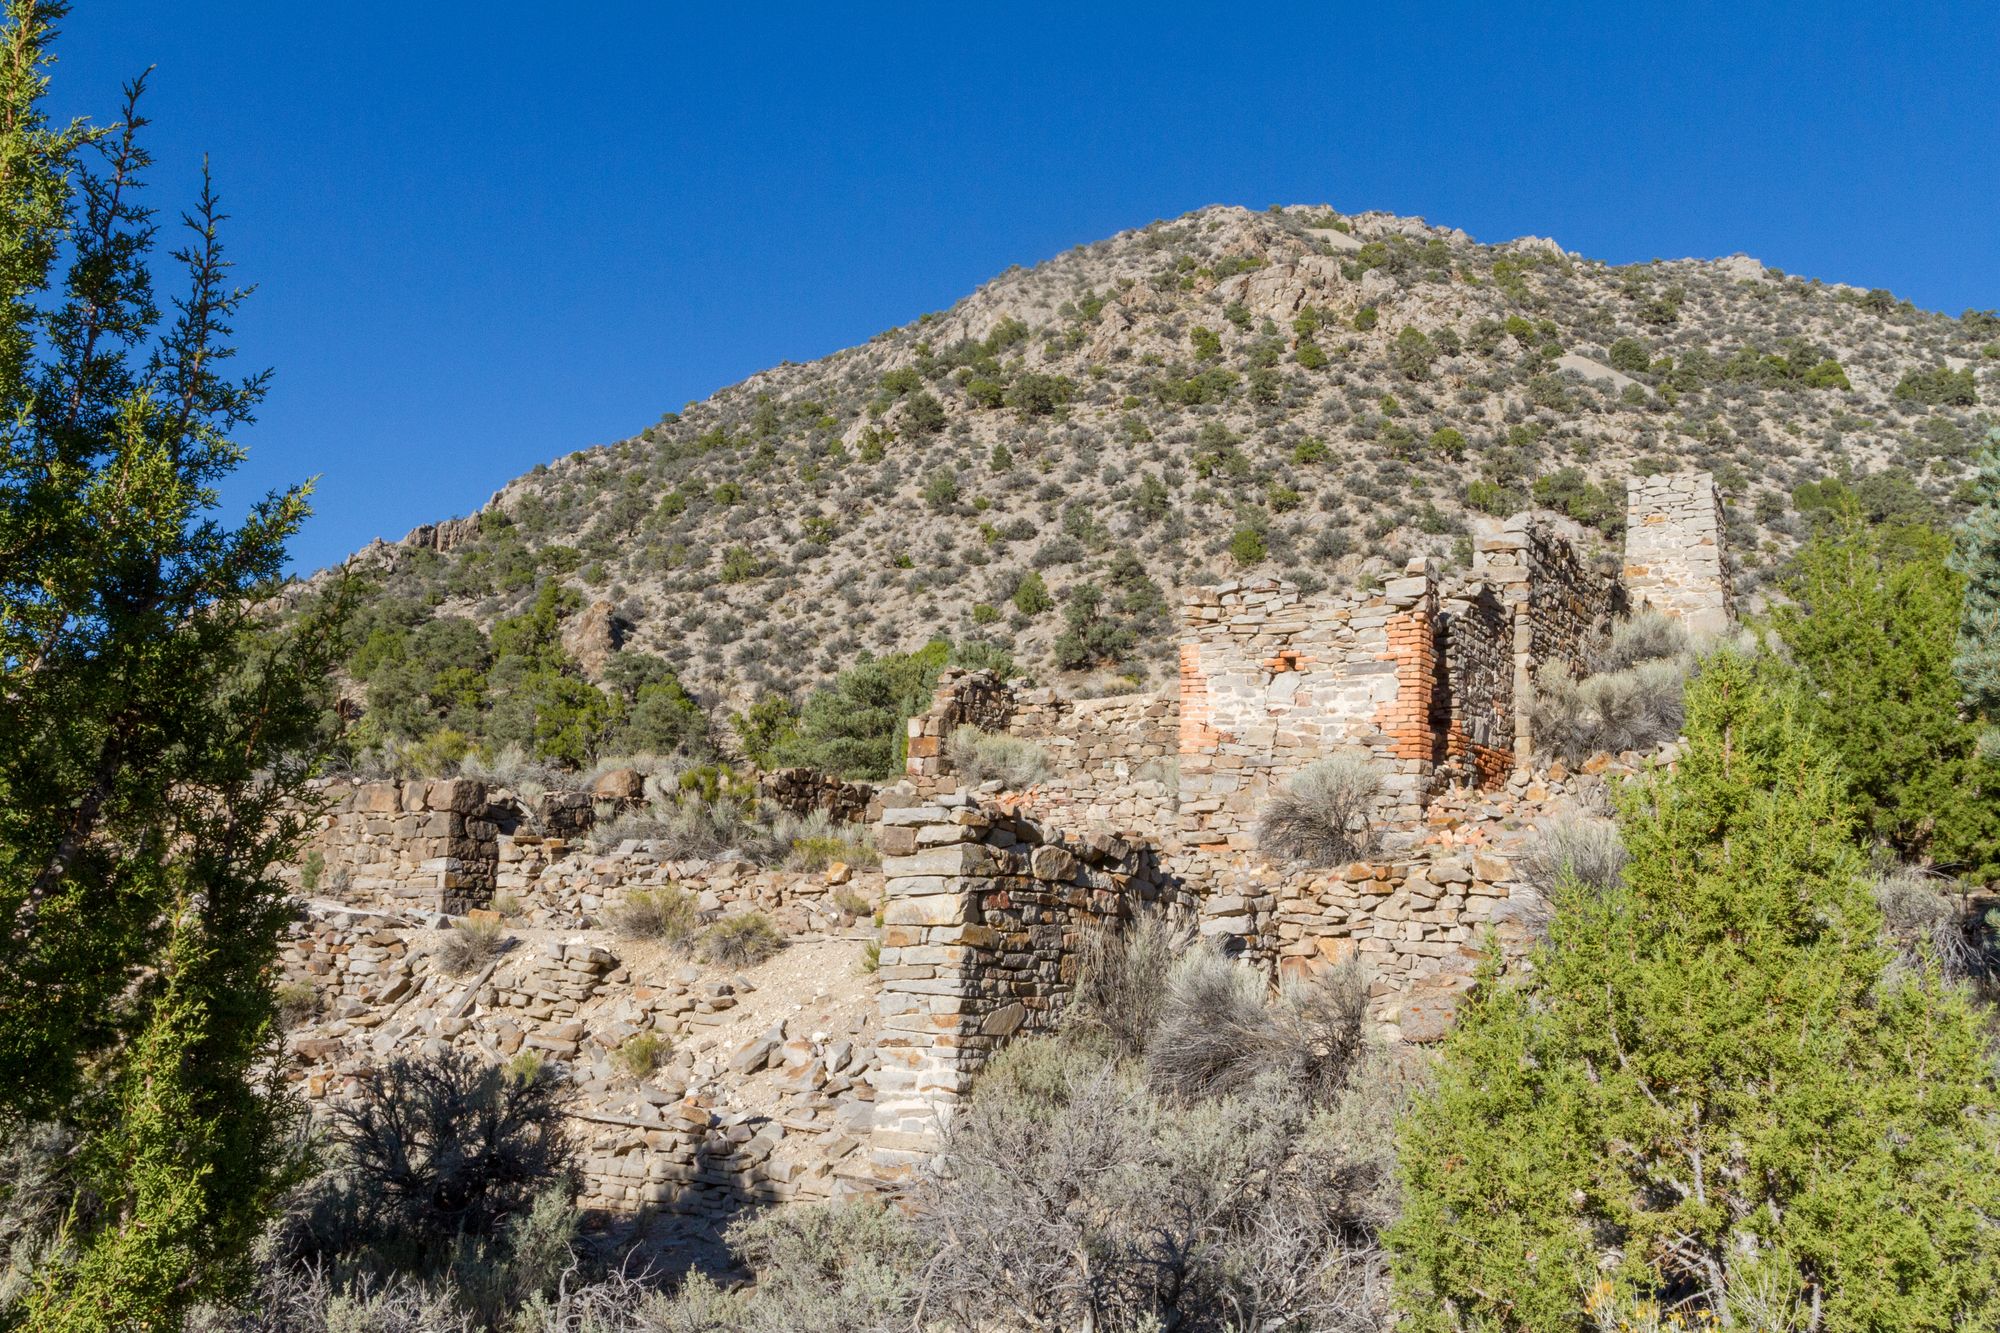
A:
[[1429, 426, 1466, 457], [1051, 583, 1136, 670], [771, 639, 954, 778], [1012, 570, 1054, 616], [1607, 336, 1649, 374], [613, 1032, 668, 1079], [329, 1050, 575, 1252], [717, 544, 767, 586], [1392, 654, 2000, 1330], [606, 887, 699, 945], [1226, 526, 1268, 565], [436, 917, 508, 975], [1189, 325, 1222, 360], [1894, 365, 1977, 406], [921, 468, 959, 510], [697, 913, 784, 967], [1392, 326, 1434, 380], [901, 390, 947, 434], [1352, 305, 1378, 331], [1770, 514, 2000, 877]]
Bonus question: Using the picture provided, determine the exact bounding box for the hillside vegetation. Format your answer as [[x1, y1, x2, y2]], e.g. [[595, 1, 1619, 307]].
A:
[[309, 204, 1998, 773]]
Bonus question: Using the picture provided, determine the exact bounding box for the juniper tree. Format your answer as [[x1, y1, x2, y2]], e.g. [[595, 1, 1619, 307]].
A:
[[1769, 510, 2000, 879], [1392, 653, 2000, 1331], [1950, 444, 2000, 755], [0, 4, 341, 1323]]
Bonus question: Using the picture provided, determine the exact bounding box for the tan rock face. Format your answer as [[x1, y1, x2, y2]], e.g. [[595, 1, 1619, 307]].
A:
[[562, 599, 622, 680], [591, 768, 645, 801]]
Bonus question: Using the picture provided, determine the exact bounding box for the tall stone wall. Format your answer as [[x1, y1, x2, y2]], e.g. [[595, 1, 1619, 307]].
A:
[[1469, 512, 1627, 762], [868, 794, 1193, 1175], [1624, 471, 1731, 636], [1175, 559, 1443, 886], [1435, 580, 1514, 786], [300, 778, 502, 915]]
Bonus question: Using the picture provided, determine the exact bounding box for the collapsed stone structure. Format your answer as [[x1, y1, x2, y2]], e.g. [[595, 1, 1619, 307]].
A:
[[282, 471, 1731, 1210]]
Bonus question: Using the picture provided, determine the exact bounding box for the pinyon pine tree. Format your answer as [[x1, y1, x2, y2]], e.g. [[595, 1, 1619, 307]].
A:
[[1391, 653, 2000, 1331], [1951, 442, 2000, 756], [0, 4, 342, 1325]]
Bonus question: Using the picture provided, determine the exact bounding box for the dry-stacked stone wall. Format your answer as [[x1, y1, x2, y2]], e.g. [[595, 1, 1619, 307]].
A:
[[492, 835, 874, 936], [300, 778, 502, 915], [1625, 471, 1731, 636], [905, 670, 1014, 779], [868, 794, 1194, 1176], [1435, 581, 1514, 786], [757, 768, 879, 824], [279, 906, 881, 1216], [1520, 516, 1626, 675], [905, 672, 1181, 845]]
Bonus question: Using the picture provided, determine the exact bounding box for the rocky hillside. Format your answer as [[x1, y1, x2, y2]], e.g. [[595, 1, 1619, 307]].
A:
[[316, 203, 1998, 744]]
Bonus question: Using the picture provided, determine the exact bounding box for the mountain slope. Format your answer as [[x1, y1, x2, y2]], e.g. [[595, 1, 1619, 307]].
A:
[[315, 204, 1998, 756]]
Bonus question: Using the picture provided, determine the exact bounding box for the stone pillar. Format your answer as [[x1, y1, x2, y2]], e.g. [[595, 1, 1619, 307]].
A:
[[1624, 471, 1731, 637]]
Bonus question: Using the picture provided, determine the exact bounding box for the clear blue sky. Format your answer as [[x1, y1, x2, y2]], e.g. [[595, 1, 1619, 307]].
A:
[[49, 2, 2000, 573]]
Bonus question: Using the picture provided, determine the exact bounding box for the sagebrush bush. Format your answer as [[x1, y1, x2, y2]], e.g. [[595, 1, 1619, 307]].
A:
[[1873, 863, 1983, 979], [1066, 915, 1194, 1057], [776, 809, 878, 871], [591, 793, 783, 861], [606, 886, 699, 945], [1597, 609, 1689, 672], [1519, 815, 1628, 894], [945, 724, 1053, 788], [697, 912, 784, 967], [435, 916, 508, 975], [1256, 754, 1382, 867], [275, 980, 319, 1029], [921, 1008, 1404, 1332], [1529, 657, 1689, 762], [1144, 948, 1368, 1104]]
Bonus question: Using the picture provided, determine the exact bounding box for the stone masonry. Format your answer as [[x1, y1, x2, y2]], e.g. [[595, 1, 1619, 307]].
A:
[[1624, 470, 1732, 636], [868, 792, 1193, 1175]]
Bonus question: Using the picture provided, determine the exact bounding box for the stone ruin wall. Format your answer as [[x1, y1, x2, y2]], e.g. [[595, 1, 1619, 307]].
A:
[[868, 793, 1195, 1174], [299, 778, 502, 916], [906, 671, 1181, 842], [284, 470, 1734, 1198], [1175, 563, 1443, 883], [295, 777, 865, 935], [1624, 470, 1732, 636]]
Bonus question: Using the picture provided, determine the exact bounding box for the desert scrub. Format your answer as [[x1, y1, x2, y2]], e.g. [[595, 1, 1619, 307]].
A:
[[1519, 815, 1627, 895], [614, 1032, 669, 1078], [435, 916, 508, 975], [606, 886, 699, 946], [831, 885, 873, 918], [945, 725, 1052, 788], [275, 980, 319, 1029], [1256, 754, 1383, 867], [697, 912, 784, 967]]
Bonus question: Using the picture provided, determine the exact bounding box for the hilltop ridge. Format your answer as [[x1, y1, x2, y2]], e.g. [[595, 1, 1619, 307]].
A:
[[314, 203, 1997, 755]]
